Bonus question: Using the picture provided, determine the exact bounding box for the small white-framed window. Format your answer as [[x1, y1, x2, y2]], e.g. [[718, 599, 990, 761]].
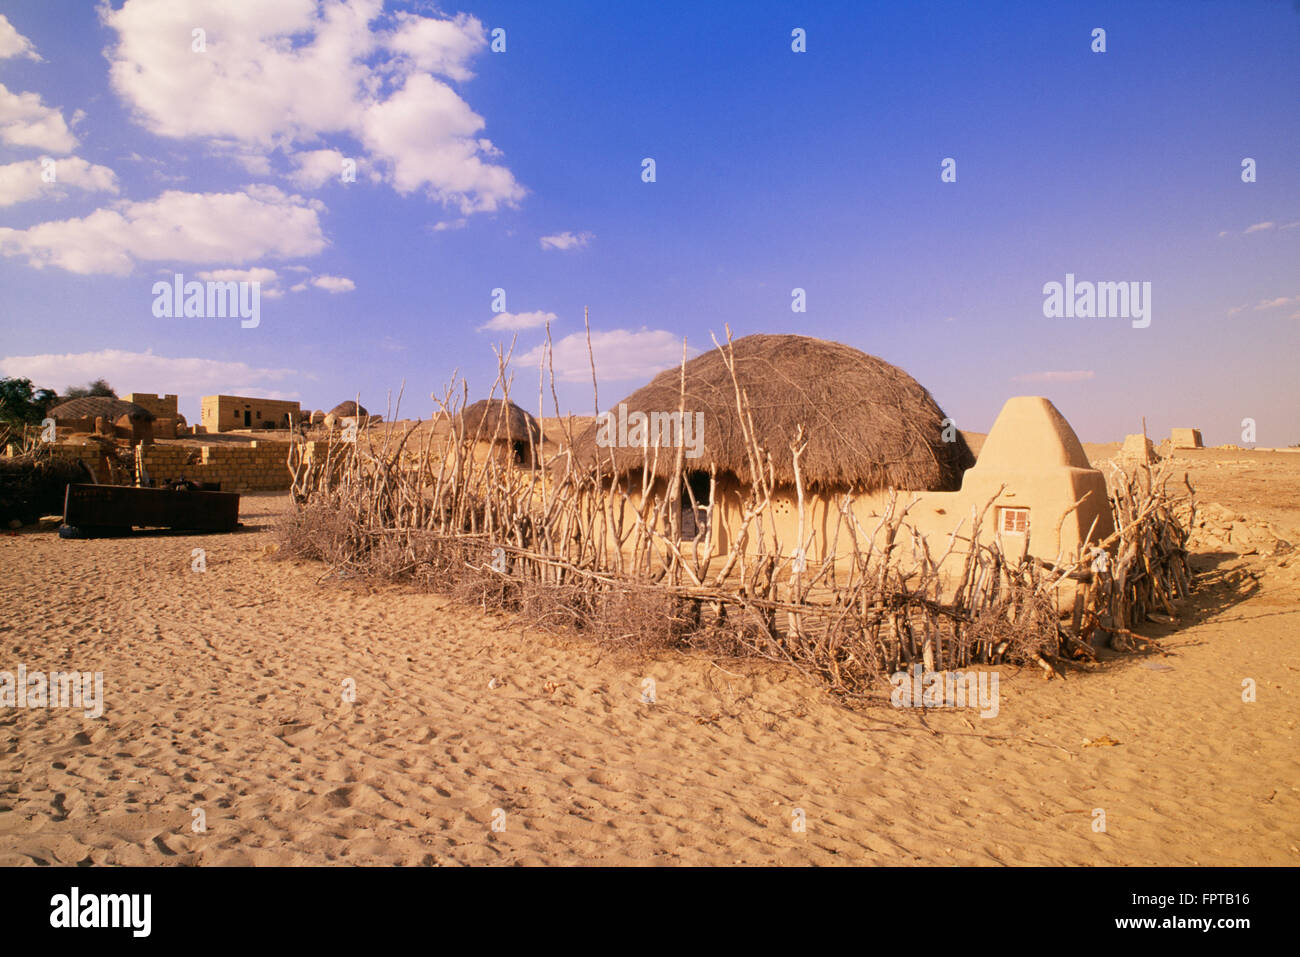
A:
[[999, 506, 1029, 535]]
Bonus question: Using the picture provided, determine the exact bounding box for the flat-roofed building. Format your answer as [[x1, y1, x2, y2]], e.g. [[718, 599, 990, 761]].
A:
[[124, 393, 182, 437], [201, 395, 301, 432], [123, 393, 178, 419]]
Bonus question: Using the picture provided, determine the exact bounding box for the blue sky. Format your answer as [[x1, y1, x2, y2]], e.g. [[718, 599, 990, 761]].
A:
[[1, 0, 1296, 444]]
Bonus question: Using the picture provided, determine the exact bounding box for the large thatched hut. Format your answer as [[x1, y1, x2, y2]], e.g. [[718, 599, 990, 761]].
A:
[[566, 334, 972, 550], [48, 396, 155, 444], [457, 399, 541, 465], [570, 334, 973, 492], [565, 333, 1111, 569]]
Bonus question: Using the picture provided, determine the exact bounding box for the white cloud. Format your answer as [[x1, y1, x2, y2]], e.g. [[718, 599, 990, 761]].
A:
[[0, 15, 41, 61], [480, 310, 556, 332], [1010, 370, 1095, 384], [540, 231, 593, 251], [0, 349, 297, 400], [100, 0, 523, 213], [229, 150, 274, 177], [519, 328, 694, 383], [289, 149, 349, 189], [0, 82, 77, 152], [310, 274, 355, 293], [0, 157, 119, 206], [383, 11, 483, 82], [195, 267, 279, 284], [101, 0, 374, 144], [194, 267, 282, 301], [1220, 220, 1299, 237], [1253, 295, 1299, 311], [430, 218, 467, 232], [0, 186, 327, 275], [359, 73, 523, 211], [1229, 295, 1300, 317]]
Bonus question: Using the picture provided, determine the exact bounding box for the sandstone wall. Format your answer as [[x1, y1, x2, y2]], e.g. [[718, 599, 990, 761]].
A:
[[139, 441, 293, 492]]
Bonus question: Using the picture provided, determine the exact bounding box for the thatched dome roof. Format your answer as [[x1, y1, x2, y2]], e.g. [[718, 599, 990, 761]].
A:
[[457, 399, 540, 444], [328, 400, 367, 418], [49, 396, 154, 422], [569, 334, 974, 492]]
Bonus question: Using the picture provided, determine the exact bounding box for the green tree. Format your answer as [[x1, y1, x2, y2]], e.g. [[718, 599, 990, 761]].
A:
[[0, 376, 58, 426], [62, 378, 117, 400]]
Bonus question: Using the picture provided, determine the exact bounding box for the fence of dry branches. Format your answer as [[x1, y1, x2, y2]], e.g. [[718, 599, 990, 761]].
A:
[[279, 332, 1194, 696]]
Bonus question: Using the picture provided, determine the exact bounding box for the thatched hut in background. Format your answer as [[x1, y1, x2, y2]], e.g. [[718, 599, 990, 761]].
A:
[[457, 398, 542, 466], [568, 334, 974, 548], [48, 396, 155, 445], [330, 400, 368, 419], [309, 410, 326, 426], [324, 400, 372, 431]]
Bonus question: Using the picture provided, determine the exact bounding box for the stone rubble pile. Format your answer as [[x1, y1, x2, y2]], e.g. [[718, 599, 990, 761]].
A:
[[1183, 502, 1291, 557]]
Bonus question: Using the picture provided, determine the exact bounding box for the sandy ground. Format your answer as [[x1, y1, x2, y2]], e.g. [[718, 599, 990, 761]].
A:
[[1, 448, 1297, 866]]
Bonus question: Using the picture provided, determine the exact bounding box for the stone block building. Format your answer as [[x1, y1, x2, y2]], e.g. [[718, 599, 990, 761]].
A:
[[201, 395, 302, 432], [124, 393, 181, 437]]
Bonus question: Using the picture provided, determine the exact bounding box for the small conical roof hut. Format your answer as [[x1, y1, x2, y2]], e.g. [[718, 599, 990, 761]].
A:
[[568, 334, 974, 492], [328, 400, 368, 418], [456, 399, 540, 445]]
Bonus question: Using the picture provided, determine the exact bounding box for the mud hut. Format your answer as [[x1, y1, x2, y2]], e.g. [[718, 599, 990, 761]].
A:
[[48, 396, 155, 445], [568, 334, 974, 544], [1120, 432, 1159, 464], [569, 334, 973, 485], [329, 400, 368, 419], [457, 398, 542, 466], [324, 400, 370, 432]]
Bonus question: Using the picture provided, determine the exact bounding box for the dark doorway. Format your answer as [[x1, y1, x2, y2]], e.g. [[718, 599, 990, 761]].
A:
[[244, 410, 251, 427], [680, 471, 711, 540]]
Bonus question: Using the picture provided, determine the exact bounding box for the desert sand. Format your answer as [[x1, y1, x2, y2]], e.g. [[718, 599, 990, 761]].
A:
[[1, 446, 1297, 866]]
